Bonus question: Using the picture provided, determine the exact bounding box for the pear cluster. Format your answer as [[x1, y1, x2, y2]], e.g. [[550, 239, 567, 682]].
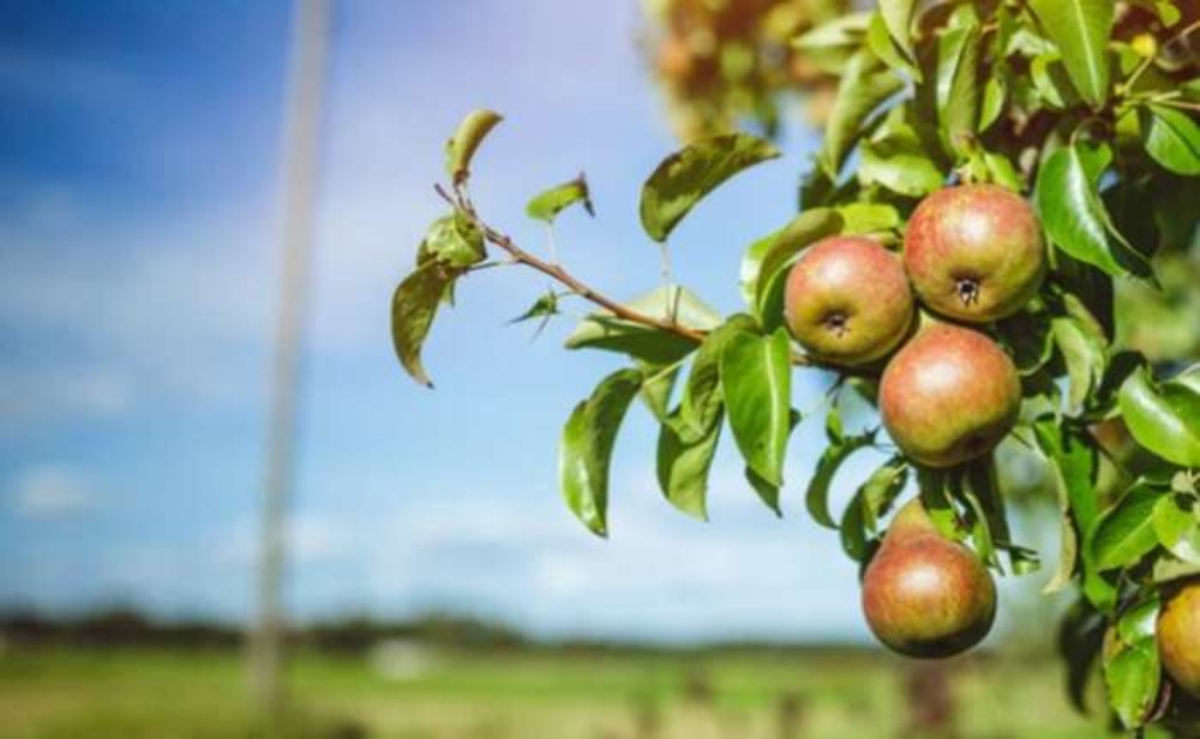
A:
[[784, 185, 1044, 658], [784, 184, 1043, 468]]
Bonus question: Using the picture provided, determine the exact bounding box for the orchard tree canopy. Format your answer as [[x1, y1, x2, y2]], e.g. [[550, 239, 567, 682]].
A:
[[393, 0, 1200, 733]]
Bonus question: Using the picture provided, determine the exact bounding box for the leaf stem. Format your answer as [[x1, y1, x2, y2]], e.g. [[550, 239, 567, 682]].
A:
[[1152, 99, 1200, 113]]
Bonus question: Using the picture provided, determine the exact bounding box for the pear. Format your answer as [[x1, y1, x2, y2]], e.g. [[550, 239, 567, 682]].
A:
[[784, 236, 915, 367], [862, 499, 997, 658], [904, 184, 1045, 323], [879, 323, 1022, 468], [1159, 578, 1200, 699]]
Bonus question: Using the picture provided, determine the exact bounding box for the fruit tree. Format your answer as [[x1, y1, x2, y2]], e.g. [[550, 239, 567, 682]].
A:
[[392, 0, 1200, 733]]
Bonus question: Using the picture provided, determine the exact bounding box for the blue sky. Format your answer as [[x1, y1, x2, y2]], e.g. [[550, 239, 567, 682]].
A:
[[0, 0, 1059, 642]]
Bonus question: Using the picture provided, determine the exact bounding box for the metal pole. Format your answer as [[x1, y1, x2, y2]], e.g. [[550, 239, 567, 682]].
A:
[[250, 0, 330, 718]]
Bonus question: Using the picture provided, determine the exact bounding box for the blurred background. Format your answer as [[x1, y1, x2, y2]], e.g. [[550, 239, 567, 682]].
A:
[[1, 1, 1195, 737]]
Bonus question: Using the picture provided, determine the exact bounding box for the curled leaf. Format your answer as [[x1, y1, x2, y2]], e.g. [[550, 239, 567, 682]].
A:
[[445, 109, 503, 184], [527, 173, 595, 224], [390, 262, 462, 388]]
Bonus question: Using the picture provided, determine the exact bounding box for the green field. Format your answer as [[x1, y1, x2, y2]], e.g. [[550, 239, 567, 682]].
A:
[[0, 646, 1115, 738]]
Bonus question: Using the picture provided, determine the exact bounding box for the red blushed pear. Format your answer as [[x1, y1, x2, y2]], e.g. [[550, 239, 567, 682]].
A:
[[904, 184, 1046, 323], [1159, 579, 1200, 699], [784, 236, 915, 367], [880, 323, 1022, 468], [862, 499, 997, 658]]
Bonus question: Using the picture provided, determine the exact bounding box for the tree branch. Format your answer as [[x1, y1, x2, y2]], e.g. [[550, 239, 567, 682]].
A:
[[434, 183, 815, 367]]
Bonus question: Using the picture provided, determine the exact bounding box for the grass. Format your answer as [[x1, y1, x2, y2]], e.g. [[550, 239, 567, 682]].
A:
[[0, 645, 1112, 738]]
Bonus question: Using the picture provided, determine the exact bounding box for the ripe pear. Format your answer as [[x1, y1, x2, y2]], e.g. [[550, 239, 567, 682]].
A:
[[904, 184, 1045, 323], [862, 499, 997, 658], [1159, 579, 1200, 699], [784, 236, 915, 367], [880, 323, 1021, 468]]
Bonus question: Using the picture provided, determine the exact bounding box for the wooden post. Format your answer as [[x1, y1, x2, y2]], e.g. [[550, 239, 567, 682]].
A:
[[249, 0, 331, 719]]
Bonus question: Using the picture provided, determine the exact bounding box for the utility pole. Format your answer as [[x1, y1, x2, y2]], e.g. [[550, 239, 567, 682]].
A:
[[250, 0, 330, 719]]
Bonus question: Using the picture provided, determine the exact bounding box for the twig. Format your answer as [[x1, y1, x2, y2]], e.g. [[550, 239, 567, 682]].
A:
[[433, 183, 815, 367]]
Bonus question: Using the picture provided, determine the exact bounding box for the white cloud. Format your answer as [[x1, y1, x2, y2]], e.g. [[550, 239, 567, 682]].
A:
[[10, 466, 95, 520], [0, 366, 132, 427]]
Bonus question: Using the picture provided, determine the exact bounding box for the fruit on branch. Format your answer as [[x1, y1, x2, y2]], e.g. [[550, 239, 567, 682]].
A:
[[904, 185, 1046, 323], [1159, 578, 1200, 699], [783, 236, 915, 367], [861, 499, 997, 658], [879, 323, 1021, 468]]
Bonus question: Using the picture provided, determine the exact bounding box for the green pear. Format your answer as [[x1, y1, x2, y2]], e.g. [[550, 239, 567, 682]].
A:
[[784, 236, 915, 367], [904, 184, 1045, 323], [862, 499, 997, 658], [879, 323, 1021, 468]]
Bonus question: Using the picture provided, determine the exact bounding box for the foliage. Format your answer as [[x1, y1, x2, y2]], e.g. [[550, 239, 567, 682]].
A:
[[392, 0, 1200, 732]]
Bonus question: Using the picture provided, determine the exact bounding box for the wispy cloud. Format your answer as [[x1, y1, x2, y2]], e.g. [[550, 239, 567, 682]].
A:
[[9, 465, 96, 519]]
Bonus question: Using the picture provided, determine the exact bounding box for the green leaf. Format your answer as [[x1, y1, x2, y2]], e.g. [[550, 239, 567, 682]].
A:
[[1103, 642, 1160, 730], [559, 368, 644, 537], [391, 262, 462, 387], [1105, 595, 1163, 729], [640, 133, 781, 242], [564, 285, 721, 364], [746, 465, 784, 516], [1030, 54, 1083, 110], [740, 230, 777, 306], [860, 456, 909, 532], [1090, 482, 1165, 571], [1153, 493, 1200, 563], [792, 12, 870, 53], [866, 11, 920, 82], [1035, 142, 1147, 278], [825, 407, 845, 445], [1140, 104, 1200, 176], [445, 109, 503, 184], [417, 213, 486, 268], [859, 114, 945, 197], [1154, 556, 1200, 583], [1119, 366, 1200, 467], [752, 209, 843, 310], [879, 0, 916, 63], [721, 328, 793, 487], [638, 359, 680, 423], [1034, 422, 1100, 532], [821, 50, 905, 176], [1044, 503, 1079, 593], [681, 314, 757, 437], [657, 408, 723, 521], [1027, 0, 1114, 110], [840, 489, 869, 561], [917, 468, 963, 541], [1035, 422, 1101, 593], [1052, 314, 1106, 415], [1117, 596, 1161, 644], [835, 203, 901, 236], [979, 76, 1005, 131], [526, 173, 595, 223], [935, 20, 981, 157], [508, 289, 561, 341], [806, 425, 877, 530]]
